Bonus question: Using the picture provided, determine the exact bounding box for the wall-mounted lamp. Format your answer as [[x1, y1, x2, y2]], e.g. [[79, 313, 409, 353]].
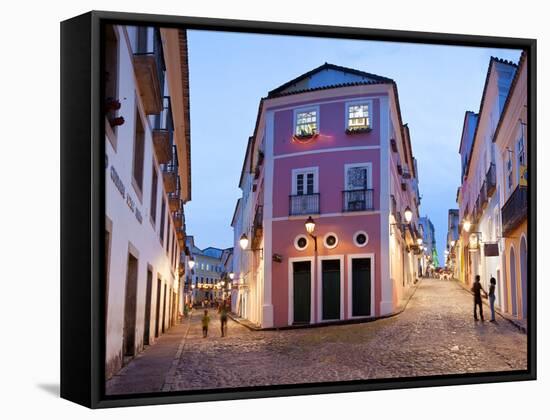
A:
[[239, 233, 263, 257], [304, 216, 318, 251]]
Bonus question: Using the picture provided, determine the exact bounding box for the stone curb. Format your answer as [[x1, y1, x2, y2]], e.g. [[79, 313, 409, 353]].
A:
[[228, 278, 421, 331], [452, 279, 527, 334]]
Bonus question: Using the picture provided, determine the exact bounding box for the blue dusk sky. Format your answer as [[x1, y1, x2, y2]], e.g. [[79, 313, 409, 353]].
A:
[[185, 29, 522, 262]]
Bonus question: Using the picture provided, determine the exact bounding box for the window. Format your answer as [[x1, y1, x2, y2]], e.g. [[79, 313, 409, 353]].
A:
[[292, 167, 318, 196], [344, 163, 373, 211], [323, 233, 339, 249], [294, 235, 309, 251], [517, 134, 526, 185], [506, 155, 513, 193], [353, 231, 369, 247], [166, 219, 171, 254], [295, 108, 318, 137], [105, 25, 120, 148], [133, 108, 145, 195], [150, 164, 158, 225], [346, 102, 371, 131], [159, 198, 166, 244]]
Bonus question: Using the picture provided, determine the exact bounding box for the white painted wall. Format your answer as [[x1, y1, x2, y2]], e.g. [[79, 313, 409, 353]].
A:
[[105, 25, 182, 378]]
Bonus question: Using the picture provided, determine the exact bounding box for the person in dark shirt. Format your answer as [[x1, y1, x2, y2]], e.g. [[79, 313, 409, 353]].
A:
[[488, 277, 497, 322], [471, 275, 488, 322]]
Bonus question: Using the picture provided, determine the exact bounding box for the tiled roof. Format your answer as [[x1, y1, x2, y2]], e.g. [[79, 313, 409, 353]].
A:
[[267, 62, 394, 98]]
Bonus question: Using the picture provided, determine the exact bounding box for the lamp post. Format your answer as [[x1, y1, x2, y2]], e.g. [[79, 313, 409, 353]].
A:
[[304, 216, 318, 251]]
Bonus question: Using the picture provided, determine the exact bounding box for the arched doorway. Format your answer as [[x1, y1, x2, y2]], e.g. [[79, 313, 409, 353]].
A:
[[509, 246, 517, 317], [520, 236, 528, 319]]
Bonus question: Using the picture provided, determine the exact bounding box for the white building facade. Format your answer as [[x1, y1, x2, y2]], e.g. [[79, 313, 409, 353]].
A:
[[104, 25, 191, 379]]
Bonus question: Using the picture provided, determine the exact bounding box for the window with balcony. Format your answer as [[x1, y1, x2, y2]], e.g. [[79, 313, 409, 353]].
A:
[[343, 163, 373, 212], [346, 101, 372, 133], [290, 167, 319, 215], [294, 108, 318, 138]]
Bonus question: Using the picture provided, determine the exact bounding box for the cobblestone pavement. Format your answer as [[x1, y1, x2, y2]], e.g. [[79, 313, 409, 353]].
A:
[[108, 278, 527, 394], [166, 279, 527, 391]]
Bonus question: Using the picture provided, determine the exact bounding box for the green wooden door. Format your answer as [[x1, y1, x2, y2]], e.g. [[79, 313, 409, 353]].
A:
[[352, 258, 371, 317], [322, 259, 341, 320], [293, 261, 311, 324]]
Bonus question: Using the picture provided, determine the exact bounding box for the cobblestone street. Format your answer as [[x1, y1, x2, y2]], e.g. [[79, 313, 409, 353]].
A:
[[107, 278, 527, 395]]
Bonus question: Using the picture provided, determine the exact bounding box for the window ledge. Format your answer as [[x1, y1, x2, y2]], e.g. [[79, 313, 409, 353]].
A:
[[292, 132, 319, 143], [346, 127, 372, 135]]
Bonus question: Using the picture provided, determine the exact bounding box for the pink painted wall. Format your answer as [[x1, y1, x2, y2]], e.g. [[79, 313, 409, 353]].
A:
[[271, 215, 381, 327], [266, 93, 386, 328], [273, 96, 383, 156], [272, 150, 381, 218]]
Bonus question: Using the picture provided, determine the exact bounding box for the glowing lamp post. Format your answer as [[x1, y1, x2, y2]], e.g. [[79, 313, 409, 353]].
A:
[[304, 216, 318, 251]]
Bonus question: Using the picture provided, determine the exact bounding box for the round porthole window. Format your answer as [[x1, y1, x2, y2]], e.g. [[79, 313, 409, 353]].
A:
[[354, 231, 369, 247], [294, 235, 309, 251], [323, 232, 339, 249]]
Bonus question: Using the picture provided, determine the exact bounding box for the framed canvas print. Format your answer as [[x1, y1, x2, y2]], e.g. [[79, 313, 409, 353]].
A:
[[60, 10, 536, 408]]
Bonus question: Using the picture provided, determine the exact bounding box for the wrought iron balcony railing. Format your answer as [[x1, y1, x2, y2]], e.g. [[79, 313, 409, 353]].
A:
[[342, 189, 374, 212], [501, 185, 527, 237], [289, 193, 320, 216]]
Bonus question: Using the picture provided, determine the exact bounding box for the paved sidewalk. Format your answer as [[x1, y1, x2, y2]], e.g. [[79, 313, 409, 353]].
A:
[[106, 317, 193, 395]]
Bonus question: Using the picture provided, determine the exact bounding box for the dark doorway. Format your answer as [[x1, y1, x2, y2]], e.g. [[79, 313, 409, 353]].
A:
[[143, 268, 153, 345], [293, 261, 311, 324], [322, 259, 341, 320], [155, 278, 162, 338], [123, 253, 138, 360], [352, 258, 372, 317]]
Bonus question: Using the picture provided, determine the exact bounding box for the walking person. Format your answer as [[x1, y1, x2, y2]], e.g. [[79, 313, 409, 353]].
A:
[[471, 275, 488, 322], [201, 309, 210, 338], [219, 302, 228, 337], [488, 277, 497, 322]]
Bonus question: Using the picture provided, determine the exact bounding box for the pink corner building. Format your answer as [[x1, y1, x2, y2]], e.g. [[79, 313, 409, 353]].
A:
[[231, 64, 425, 328]]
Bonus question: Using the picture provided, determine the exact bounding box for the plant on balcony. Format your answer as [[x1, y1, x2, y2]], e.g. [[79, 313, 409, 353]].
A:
[[109, 116, 125, 127], [345, 126, 372, 135]]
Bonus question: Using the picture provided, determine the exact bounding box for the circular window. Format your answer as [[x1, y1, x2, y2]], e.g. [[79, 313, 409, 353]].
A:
[[294, 235, 309, 251], [354, 231, 369, 247], [323, 232, 339, 249]]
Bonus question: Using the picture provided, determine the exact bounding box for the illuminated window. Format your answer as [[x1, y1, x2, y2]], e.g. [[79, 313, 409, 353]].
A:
[[346, 102, 371, 131], [295, 109, 318, 137]]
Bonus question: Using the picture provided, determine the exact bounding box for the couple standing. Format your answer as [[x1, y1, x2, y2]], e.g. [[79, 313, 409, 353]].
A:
[[472, 275, 497, 322]]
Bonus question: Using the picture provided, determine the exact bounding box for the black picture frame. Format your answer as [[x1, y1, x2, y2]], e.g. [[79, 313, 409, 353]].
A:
[[60, 10, 536, 409]]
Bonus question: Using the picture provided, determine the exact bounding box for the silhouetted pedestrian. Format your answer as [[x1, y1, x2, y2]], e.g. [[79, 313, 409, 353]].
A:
[[201, 309, 210, 338], [471, 275, 487, 322], [219, 303, 228, 337], [489, 277, 497, 322]]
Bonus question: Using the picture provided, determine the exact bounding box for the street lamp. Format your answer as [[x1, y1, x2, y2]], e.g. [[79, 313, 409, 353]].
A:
[[239, 233, 249, 250], [188, 258, 195, 270], [463, 220, 471, 233], [229, 272, 235, 280], [404, 206, 413, 224], [416, 238, 423, 246], [451, 240, 456, 247], [304, 216, 318, 251]]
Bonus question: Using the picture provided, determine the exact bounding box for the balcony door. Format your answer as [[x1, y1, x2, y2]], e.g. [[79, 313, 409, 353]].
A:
[[291, 167, 319, 215], [344, 163, 372, 211]]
